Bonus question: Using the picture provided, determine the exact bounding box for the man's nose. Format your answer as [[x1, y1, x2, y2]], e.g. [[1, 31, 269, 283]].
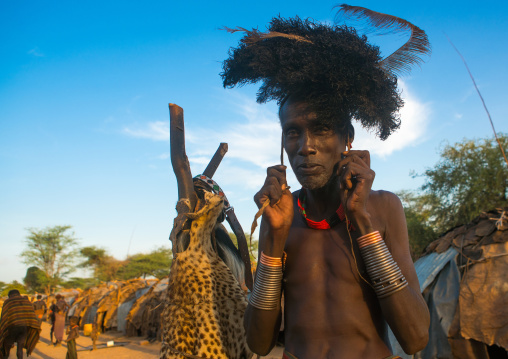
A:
[[297, 131, 317, 156]]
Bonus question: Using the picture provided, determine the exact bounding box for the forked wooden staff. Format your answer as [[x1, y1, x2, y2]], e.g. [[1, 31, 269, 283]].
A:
[[168, 103, 254, 291]]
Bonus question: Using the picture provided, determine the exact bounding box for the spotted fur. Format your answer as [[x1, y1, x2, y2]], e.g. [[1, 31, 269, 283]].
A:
[[160, 192, 252, 359]]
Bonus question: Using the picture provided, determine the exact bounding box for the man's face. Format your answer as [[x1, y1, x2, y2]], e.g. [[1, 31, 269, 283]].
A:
[[280, 100, 346, 190]]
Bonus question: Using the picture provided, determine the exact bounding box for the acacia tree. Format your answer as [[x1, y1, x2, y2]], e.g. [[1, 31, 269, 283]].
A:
[[118, 247, 172, 280], [23, 266, 48, 293], [398, 191, 437, 260], [61, 277, 96, 289], [79, 246, 124, 282], [20, 225, 80, 294], [417, 134, 508, 234], [1, 281, 27, 297]]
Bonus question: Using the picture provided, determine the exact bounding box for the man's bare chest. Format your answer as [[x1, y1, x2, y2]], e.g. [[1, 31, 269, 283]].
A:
[[281, 220, 389, 357], [284, 219, 366, 285]]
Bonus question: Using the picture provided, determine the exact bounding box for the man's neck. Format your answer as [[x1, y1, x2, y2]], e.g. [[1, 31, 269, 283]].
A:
[[304, 178, 342, 220]]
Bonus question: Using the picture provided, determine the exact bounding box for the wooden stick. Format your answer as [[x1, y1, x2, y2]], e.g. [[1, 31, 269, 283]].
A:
[[226, 210, 254, 291], [203, 143, 228, 178], [203, 142, 254, 291], [169, 103, 198, 210]]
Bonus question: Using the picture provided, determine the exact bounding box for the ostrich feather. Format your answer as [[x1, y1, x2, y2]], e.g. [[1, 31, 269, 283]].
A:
[[221, 26, 312, 44], [336, 4, 431, 75]]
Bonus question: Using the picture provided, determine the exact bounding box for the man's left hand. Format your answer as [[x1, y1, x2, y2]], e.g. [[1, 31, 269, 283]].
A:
[[337, 150, 375, 234]]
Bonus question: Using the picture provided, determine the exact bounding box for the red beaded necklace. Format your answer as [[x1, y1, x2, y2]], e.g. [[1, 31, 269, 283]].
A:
[[297, 188, 354, 230]]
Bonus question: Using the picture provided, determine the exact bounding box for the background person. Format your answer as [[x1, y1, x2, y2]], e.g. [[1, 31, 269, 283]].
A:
[[31, 296, 46, 325], [0, 290, 40, 359], [65, 317, 79, 359], [53, 294, 69, 346]]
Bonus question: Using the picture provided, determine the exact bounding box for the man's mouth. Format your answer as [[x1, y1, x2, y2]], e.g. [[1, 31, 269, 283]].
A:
[[297, 163, 322, 175]]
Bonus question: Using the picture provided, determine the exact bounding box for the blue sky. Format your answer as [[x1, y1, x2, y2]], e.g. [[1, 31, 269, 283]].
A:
[[1, 1, 507, 283]]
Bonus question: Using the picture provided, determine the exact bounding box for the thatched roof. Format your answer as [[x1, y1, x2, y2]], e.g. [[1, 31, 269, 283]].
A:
[[424, 207, 508, 262]]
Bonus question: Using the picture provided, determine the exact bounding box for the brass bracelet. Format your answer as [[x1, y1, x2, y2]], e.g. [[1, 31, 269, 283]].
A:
[[358, 231, 408, 298], [260, 251, 282, 267], [249, 261, 283, 310]]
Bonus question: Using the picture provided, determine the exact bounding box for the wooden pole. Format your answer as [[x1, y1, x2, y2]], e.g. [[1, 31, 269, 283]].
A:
[[169, 104, 198, 209], [203, 143, 228, 178]]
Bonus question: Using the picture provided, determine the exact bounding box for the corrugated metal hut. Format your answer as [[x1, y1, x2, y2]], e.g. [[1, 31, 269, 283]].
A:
[[390, 208, 508, 359]]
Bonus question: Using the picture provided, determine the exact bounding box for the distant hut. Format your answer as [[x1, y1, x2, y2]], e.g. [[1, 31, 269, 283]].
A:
[[125, 277, 169, 340], [69, 283, 115, 327], [390, 208, 508, 358], [95, 279, 152, 333]]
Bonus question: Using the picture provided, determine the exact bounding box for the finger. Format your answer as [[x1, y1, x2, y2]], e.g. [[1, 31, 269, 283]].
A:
[[339, 153, 368, 171], [339, 162, 372, 189], [337, 158, 365, 180], [267, 165, 287, 186], [341, 150, 370, 168], [344, 150, 370, 165], [340, 166, 355, 190], [254, 177, 284, 208]]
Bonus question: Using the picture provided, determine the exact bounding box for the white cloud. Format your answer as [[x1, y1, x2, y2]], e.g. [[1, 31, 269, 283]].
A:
[[124, 84, 429, 167], [122, 121, 169, 141], [186, 94, 282, 169], [158, 153, 171, 160], [189, 156, 212, 165], [28, 47, 44, 57], [353, 81, 431, 158], [209, 85, 430, 162]]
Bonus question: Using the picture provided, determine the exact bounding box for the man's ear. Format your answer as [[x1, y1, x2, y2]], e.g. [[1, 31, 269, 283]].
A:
[[346, 124, 355, 150], [348, 124, 355, 144]]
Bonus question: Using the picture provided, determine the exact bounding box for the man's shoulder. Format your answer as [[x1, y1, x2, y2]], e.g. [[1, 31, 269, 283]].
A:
[[368, 189, 401, 205], [4, 296, 29, 305], [367, 190, 403, 217], [2, 296, 33, 313]]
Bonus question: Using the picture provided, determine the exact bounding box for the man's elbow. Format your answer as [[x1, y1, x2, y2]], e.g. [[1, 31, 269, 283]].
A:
[[400, 328, 429, 354], [246, 337, 274, 357]]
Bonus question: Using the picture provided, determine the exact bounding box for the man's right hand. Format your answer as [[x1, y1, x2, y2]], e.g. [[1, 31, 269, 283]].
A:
[[253, 165, 294, 256]]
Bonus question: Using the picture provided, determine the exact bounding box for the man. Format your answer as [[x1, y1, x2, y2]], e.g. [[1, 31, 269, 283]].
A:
[[0, 290, 40, 359], [221, 5, 431, 359], [53, 294, 69, 346], [65, 317, 79, 359], [48, 299, 57, 344], [31, 296, 46, 325], [90, 323, 99, 350]]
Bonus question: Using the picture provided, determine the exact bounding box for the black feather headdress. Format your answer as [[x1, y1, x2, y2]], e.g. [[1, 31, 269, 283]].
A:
[[221, 4, 430, 140]]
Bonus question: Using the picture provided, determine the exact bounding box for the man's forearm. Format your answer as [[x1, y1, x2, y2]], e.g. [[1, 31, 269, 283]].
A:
[[244, 304, 282, 356], [380, 286, 430, 354], [355, 230, 430, 354], [244, 248, 285, 355]]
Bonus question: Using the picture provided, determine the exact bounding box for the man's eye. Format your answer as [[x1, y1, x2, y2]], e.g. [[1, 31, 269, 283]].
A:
[[315, 126, 331, 134], [285, 129, 298, 137]]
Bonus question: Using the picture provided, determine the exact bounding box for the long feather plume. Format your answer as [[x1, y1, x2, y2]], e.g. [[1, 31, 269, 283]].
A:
[[221, 26, 312, 44], [336, 4, 431, 75]]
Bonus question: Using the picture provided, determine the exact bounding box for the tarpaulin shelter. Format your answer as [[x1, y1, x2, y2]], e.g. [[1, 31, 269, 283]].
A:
[[390, 208, 508, 358], [94, 278, 153, 333], [125, 277, 168, 339], [68, 283, 116, 327], [116, 281, 152, 333]]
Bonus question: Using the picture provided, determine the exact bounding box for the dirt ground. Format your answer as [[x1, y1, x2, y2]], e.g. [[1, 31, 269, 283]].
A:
[[26, 322, 283, 359]]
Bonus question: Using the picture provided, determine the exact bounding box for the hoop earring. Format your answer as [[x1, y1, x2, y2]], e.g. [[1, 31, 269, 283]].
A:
[[346, 135, 352, 152]]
